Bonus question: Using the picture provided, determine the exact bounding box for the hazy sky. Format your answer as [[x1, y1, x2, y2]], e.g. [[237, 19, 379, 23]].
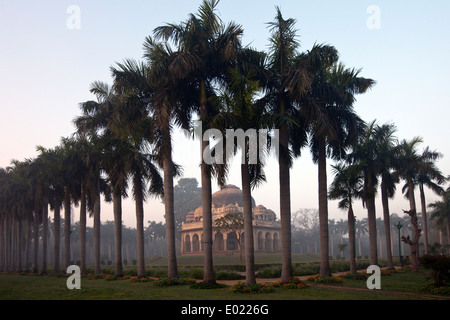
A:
[[1, 0, 449, 228]]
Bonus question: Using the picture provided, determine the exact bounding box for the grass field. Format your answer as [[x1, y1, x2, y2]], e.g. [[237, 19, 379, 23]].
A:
[[0, 267, 448, 301], [1, 254, 448, 304]]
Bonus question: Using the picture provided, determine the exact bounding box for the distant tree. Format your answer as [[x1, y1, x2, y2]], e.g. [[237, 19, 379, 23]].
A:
[[214, 212, 244, 264], [173, 178, 202, 230]]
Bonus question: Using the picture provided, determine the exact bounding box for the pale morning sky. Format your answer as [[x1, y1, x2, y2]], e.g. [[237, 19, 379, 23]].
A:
[[1, 0, 449, 228]]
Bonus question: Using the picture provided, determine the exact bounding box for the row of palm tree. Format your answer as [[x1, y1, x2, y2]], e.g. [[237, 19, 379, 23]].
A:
[[0, 1, 447, 284], [293, 213, 449, 258], [329, 121, 447, 273]]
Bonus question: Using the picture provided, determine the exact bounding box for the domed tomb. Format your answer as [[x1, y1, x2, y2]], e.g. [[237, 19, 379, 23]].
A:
[[211, 184, 256, 208], [180, 184, 281, 255]]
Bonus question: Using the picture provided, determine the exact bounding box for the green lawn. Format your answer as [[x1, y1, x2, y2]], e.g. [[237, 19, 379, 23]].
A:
[[0, 268, 446, 301]]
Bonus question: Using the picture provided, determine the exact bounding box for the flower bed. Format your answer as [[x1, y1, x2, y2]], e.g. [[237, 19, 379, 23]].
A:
[[307, 274, 343, 284], [232, 277, 309, 294]]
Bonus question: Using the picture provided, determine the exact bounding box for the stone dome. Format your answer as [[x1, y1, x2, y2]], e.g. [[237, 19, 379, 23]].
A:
[[211, 184, 256, 208]]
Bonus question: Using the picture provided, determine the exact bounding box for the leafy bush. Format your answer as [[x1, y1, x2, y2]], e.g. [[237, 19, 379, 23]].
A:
[[421, 283, 450, 296], [419, 254, 450, 287], [307, 274, 343, 284], [231, 282, 274, 294], [342, 272, 368, 280], [190, 282, 228, 289], [155, 277, 196, 287], [215, 270, 244, 280], [256, 267, 281, 278], [271, 277, 309, 289], [129, 276, 153, 282]]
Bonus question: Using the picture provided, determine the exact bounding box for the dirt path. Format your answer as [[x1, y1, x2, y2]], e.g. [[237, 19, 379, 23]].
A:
[[214, 270, 450, 300]]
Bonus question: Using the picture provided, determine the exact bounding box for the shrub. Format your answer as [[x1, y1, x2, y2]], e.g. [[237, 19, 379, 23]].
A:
[[190, 282, 228, 289], [421, 283, 450, 296], [307, 274, 343, 284], [215, 271, 244, 280], [155, 277, 197, 287], [271, 277, 309, 289], [231, 282, 274, 294], [256, 267, 281, 278], [419, 254, 450, 287], [342, 272, 368, 280], [130, 276, 153, 283]]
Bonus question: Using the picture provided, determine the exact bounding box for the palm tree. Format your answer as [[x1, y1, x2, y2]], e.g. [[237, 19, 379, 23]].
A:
[[107, 98, 164, 278], [36, 146, 65, 274], [303, 58, 374, 276], [348, 121, 380, 266], [77, 80, 129, 277], [415, 147, 446, 254], [263, 7, 312, 282], [55, 137, 84, 270], [373, 122, 399, 269], [429, 189, 450, 246], [153, 0, 244, 284], [111, 47, 192, 279], [0, 162, 33, 272], [75, 90, 114, 276], [218, 65, 268, 285], [355, 218, 368, 257], [397, 137, 423, 272], [329, 162, 363, 273]]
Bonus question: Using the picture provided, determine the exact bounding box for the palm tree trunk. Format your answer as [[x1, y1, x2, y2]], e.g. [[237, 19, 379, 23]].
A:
[[33, 210, 39, 273], [53, 203, 60, 274], [93, 178, 101, 275], [4, 216, 10, 272], [0, 216, 4, 272], [64, 190, 71, 269], [113, 192, 123, 277], [200, 84, 215, 285], [348, 204, 356, 274], [446, 219, 450, 246], [42, 205, 48, 274], [162, 125, 179, 279], [79, 184, 87, 274], [317, 138, 330, 277], [279, 127, 292, 282], [134, 177, 146, 278], [201, 148, 215, 284], [404, 177, 420, 272], [241, 161, 256, 285], [419, 183, 429, 254], [381, 178, 394, 269], [366, 176, 378, 266]]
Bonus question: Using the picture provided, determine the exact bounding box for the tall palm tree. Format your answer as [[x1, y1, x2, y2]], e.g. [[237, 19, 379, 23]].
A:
[[111, 48, 192, 279], [415, 147, 446, 254], [104, 87, 165, 278], [36, 146, 65, 274], [0, 162, 33, 272], [263, 7, 311, 282], [58, 137, 83, 270], [153, 0, 244, 284], [218, 66, 267, 285], [303, 58, 373, 276], [76, 80, 129, 277], [75, 91, 113, 276], [397, 137, 423, 272], [373, 122, 399, 269], [329, 162, 363, 274], [429, 189, 450, 246], [348, 121, 380, 266]]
